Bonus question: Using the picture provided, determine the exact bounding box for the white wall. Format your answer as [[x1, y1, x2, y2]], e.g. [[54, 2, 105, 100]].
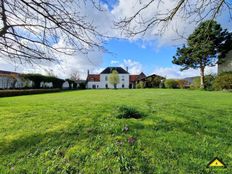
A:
[[87, 81, 101, 89], [99, 74, 129, 89]]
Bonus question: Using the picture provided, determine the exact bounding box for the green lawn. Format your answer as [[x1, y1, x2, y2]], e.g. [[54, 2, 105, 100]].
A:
[[0, 89, 231, 173]]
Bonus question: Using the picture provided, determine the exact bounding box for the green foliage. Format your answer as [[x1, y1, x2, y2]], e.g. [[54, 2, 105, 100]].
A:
[[190, 75, 216, 90], [164, 79, 178, 88], [1, 89, 232, 173], [23, 74, 64, 89], [78, 83, 86, 89], [173, 20, 232, 88], [204, 74, 216, 91], [190, 78, 200, 89], [0, 89, 61, 97], [144, 76, 165, 88], [109, 70, 120, 89], [176, 79, 188, 89], [136, 81, 144, 89], [23, 74, 44, 88], [213, 72, 232, 90], [116, 106, 144, 119]]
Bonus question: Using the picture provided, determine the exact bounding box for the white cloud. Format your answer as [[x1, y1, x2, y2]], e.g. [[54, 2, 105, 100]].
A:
[[120, 59, 143, 74], [153, 65, 217, 79], [110, 60, 119, 64]]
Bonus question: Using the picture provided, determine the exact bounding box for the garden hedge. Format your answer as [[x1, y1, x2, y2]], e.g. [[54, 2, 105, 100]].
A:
[[0, 89, 61, 97]]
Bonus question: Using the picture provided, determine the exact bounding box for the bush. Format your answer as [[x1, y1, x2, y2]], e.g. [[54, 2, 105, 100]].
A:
[[23, 74, 65, 89], [0, 89, 61, 97], [176, 79, 189, 89], [190, 75, 216, 90], [145, 76, 165, 88], [164, 79, 178, 88], [136, 81, 144, 89], [213, 72, 232, 90], [204, 74, 216, 90], [78, 82, 86, 89], [116, 106, 144, 119]]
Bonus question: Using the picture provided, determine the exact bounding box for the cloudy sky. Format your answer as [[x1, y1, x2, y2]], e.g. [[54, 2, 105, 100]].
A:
[[1, 0, 231, 79]]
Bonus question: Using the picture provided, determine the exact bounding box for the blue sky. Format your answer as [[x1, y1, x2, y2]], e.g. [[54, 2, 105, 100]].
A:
[[0, 0, 231, 79], [102, 39, 177, 75]]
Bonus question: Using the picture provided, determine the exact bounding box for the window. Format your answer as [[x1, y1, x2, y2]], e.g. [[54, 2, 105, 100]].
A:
[[122, 84, 124, 88], [92, 84, 96, 89], [121, 76, 124, 81], [105, 76, 108, 81]]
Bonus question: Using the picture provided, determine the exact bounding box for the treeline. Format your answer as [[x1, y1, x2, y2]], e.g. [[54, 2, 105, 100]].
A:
[[23, 74, 77, 89], [135, 72, 232, 91]]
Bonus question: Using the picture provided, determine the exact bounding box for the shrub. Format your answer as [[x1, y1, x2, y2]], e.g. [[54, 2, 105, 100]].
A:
[[78, 82, 86, 89], [190, 77, 200, 89], [190, 75, 216, 90], [213, 72, 232, 90], [176, 79, 189, 89], [164, 79, 178, 88], [116, 106, 144, 119], [145, 76, 165, 88], [0, 89, 61, 97], [204, 74, 216, 90], [136, 81, 144, 89], [23, 74, 65, 89]]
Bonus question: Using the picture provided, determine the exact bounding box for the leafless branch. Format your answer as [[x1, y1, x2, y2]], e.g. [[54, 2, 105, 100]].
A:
[[0, 0, 106, 64], [115, 0, 232, 37]]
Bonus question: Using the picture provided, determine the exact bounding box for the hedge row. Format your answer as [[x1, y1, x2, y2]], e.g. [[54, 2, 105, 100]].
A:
[[0, 89, 61, 97]]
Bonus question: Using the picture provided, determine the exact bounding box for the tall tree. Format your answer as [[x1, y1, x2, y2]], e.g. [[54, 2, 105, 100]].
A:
[[109, 70, 119, 89], [172, 20, 232, 89], [0, 0, 104, 63]]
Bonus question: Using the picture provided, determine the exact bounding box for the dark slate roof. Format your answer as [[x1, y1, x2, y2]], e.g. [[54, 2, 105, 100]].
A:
[[100, 67, 129, 74], [139, 74, 165, 81], [0, 70, 19, 75]]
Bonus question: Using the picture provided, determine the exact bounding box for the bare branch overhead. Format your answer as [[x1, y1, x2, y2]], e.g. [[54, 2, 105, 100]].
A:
[[0, 0, 106, 63]]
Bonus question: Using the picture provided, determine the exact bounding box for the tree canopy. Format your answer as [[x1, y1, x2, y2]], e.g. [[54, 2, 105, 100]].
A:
[[172, 20, 232, 88], [109, 70, 119, 89]]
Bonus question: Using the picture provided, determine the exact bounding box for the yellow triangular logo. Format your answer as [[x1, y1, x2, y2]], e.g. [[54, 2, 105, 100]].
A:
[[207, 157, 226, 168]]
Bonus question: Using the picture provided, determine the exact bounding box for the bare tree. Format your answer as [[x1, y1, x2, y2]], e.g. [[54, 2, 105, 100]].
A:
[[115, 0, 232, 37], [0, 0, 105, 64], [70, 70, 80, 81]]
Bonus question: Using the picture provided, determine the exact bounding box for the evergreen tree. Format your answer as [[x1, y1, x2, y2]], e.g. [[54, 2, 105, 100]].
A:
[[173, 20, 232, 89]]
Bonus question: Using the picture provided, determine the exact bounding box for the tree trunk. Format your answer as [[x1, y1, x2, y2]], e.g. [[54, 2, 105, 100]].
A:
[[200, 66, 205, 89]]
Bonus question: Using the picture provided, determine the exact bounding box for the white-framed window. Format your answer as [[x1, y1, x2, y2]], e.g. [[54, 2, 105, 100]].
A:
[[121, 76, 124, 81], [105, 76, 108, 81]]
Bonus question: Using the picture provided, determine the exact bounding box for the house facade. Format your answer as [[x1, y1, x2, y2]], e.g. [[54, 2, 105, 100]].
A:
[[86, 67, 146, 89], [0, 70, 32, 89], [218, 50, 232, 74]]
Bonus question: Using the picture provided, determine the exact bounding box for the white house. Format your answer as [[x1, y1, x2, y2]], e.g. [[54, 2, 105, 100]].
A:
[[86, 67, 146, 89]]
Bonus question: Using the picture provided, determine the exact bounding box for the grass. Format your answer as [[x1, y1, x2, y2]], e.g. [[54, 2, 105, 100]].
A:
[[0, 89, 231, 173]]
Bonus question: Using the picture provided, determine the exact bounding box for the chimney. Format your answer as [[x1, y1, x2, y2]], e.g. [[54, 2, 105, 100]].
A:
[[126, 66, 128, 72], [87, 69, 89, 76]]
